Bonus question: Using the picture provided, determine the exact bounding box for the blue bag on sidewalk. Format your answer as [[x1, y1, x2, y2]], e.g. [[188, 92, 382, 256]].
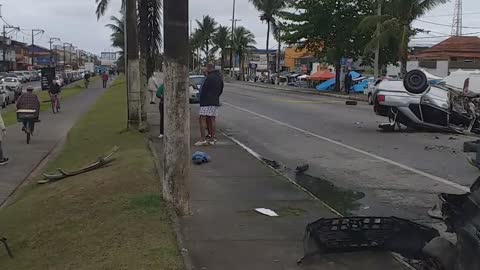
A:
[[192, 151, 211, 165]]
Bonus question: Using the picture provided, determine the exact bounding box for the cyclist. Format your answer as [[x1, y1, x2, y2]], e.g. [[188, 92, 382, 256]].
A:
[[84, 72, 91, 88], [49, 80, 61, 111], [16, 86, 40, 134]]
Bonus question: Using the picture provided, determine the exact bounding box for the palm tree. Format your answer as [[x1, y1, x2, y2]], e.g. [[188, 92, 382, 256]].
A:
[[106, 15, 125, 71], [213, 26, 230, 73], [190, 30, 203, 71], [233, 26, 256, 80], [360, 0, 447, 77], [196, 15, 218, 63], [249, 0, 287, 78]]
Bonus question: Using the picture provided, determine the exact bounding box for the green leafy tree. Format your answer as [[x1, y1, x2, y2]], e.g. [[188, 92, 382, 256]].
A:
[[213, 26, 230, 73], [360, 0, 447, 77], [283, 0, 375, 91], [190, 30, 203, 71], [249, 0, 288, 77], [196, 15, 218, 63], [233, 27, 256, 80]]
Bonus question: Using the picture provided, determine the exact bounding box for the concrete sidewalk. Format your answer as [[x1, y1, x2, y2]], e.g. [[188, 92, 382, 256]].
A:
[[147, 103, 409, 270], [0, 79, 108, 205]]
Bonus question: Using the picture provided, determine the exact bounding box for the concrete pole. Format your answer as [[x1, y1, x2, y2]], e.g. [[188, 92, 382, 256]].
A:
[[374, 0, 382, 79], [125, 0, 142, 129], [163, 0, 190, 215], [230, 0, 236, 78]]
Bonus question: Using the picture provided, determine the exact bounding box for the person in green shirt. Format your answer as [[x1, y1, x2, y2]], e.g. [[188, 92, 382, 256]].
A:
[[156, 83, 164, 139]]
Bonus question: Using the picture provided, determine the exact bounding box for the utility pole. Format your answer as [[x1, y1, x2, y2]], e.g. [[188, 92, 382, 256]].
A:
[[230, 0, 236, 78], [63, 42, 72, 69], [31, 29, 45, 67], [374, 0, 381, 79], [164, 0, 190, 215], [125, 0, 142, 129], [49, 37, 60, 67]]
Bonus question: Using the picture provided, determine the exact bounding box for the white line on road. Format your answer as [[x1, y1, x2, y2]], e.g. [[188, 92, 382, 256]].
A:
[[224, 102, 470, 193]]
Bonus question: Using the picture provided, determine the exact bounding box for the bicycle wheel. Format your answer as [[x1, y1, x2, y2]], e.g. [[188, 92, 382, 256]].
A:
[[51, 99, 56, 113], [26, 131, 31, 144]]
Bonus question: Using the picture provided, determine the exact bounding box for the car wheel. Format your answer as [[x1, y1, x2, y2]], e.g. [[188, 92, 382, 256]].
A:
[[368, 93, 373, 105], [404, 70, 429, 94]]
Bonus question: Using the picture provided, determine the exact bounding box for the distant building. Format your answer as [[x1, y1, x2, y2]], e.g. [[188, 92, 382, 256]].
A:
[[27, 45, 52, 68], [388, 36, 480, 77], [247, 48, 277, 72], [100, 52, 117, 67], [284, 45, 317, 73], [0, 37, 17, 71]]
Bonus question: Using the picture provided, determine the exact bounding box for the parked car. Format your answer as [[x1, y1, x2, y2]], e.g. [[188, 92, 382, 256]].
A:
[[30, 70, 40, 81], [189, 75, 206, 103], [1, 77, 23, 100], [12, 71, 27, 83], [22, 71, 32, 82], [0, 84, 15, 108], [374, 69, 480, 134]]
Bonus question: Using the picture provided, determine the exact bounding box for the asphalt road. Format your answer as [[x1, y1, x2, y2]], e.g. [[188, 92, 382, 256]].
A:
[[216, 82, 479, 226]]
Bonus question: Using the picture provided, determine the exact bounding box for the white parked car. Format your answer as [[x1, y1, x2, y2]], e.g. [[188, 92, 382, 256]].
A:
[[0, 84, 15, 108], [189, 75, 206, 103], [55, 75, 64, 86]]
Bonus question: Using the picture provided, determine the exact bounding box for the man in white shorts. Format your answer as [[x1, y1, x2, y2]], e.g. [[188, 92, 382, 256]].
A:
[[195, 64, 224, 146]]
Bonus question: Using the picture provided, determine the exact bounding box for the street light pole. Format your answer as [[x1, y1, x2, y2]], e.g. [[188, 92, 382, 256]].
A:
[[230, 0, 236, 78], [31, 29, 44, 67], [374, 0, 382, 79], [49, 37, 60, 67]]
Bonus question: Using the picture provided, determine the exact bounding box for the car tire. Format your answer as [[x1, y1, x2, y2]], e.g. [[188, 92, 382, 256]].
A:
[[463, 140, 480, 153], [404, 70, 429, 94], [368, 93, 373, 105]]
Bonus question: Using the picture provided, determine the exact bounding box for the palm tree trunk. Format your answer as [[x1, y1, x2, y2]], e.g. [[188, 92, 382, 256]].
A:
[[334, 59, 341, 92], [125, 0, 142, 129], [266, 21, 271, 79], [400, 25, 408, 78], [163, 0, 190, 215], [221, 51, 225, 73]]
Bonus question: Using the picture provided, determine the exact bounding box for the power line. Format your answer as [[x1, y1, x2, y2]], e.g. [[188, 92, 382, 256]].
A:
[[423, 11, 480, 18], [416, 19, 480, 29]]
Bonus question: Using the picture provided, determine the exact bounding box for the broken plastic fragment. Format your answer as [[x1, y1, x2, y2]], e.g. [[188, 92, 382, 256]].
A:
[[255, 208, 279, 217]]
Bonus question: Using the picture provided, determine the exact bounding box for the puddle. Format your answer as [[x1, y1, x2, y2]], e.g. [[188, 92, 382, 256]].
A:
[[292, 172, 365, 215]]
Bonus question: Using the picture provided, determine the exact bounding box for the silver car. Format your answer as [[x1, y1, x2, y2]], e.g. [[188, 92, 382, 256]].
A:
[[374, 70, 480, 134]]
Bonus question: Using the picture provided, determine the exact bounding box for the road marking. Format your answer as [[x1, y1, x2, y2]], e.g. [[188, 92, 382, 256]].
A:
[[272, 98, 343, 104], [224, 102, 470, 193]]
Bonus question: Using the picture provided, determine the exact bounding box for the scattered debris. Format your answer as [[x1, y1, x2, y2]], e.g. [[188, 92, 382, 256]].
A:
[[424, 145, 450, 151], [39, 146, 119, 184], [463, 140, 480, 153], [345, 100, 357, 106], [192, 151, 211, 165], [254, 208, 279, 217], [262, 158, 280, 169], [298, 217, 439, 265], [295, 164, 310, 174], [448, 136, 458, 140], [1, 237, 13, 258], [435, 136, 440, 139]]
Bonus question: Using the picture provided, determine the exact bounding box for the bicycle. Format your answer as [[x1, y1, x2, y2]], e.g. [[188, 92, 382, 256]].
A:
[[50, 94, 60, 113], [84, 78, 90, 88], [16, 109, 38, 144]]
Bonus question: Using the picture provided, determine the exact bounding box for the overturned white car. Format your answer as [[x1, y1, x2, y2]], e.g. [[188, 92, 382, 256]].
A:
[[374, 70, 480, 134]]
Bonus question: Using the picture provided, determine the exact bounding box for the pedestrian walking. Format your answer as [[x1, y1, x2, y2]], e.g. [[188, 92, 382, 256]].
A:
[[195, 64, 224, 146], [101, 72, 109, 88], [345, 68, 352, 95], [148, 72, 161, 104], [156, 83, 165, 139], [0, 111, 9, 165]]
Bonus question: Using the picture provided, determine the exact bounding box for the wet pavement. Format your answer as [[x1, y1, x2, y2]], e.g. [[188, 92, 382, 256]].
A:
[[219, 82, 476, 227]]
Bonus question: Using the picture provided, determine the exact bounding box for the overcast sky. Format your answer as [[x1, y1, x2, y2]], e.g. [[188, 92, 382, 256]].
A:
[[1, 0, 479, 55]]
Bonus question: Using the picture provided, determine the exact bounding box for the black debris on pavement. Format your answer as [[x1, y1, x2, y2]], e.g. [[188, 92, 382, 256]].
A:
[[262, 158, 280, 169], [295, 164, 310, 174]]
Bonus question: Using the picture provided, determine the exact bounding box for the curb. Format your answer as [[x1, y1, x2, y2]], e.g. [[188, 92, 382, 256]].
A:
[[147, 139, 194, 270], [227, 81, 368, 102]]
